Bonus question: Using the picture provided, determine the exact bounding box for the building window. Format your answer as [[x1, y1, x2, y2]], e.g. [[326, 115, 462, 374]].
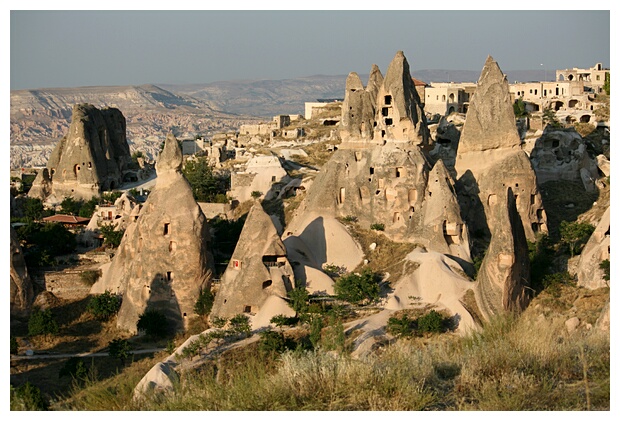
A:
[[385, 118, 393, 125], [244, 305, 252, 313], [384, 95, 392, 105], [382, 107, 389, 117]]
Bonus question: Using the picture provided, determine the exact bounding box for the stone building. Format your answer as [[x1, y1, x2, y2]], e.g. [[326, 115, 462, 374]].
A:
[[230, 155, 289, 202], [423, 83, 476, 116], [556, 63, 609, 94]]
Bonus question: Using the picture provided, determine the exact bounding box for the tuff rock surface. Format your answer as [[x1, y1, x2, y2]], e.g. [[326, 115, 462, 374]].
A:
[[210, 203, 295, 321], [28, 103, 131, 202], [93, 133, 214, 334], [10, 226, 34, 315]]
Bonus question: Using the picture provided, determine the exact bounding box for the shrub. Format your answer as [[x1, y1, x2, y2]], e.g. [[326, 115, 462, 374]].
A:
[[334, 269, 380, 305], [194, 287, 215, 317], [542, 271, 575, 297], [228, 314, 251, 337], [416, 310, 444, 334], [182, 157, 230, 202], [10, 336, 18, 355], [309, 316, 324, 350], [99, 224, 125, 248], [251, 190, 262, 199], [80, 270, 101, 286], [600, 259, 610, 281], [270, 314, 298, 328], [258, 329, 287, 357], [210, 316, 228, 329], [59, 357, 88, 380], [370, 223, 385, 231], [559, 220, 595, 257], [342, 215, 358, 222], [287, 286, 310, 314], [137, 309, 169, 338], [87, 291, 121, 321], [322, 263, 347, 278], [387, 314, 415, 338], [10, 382, 48, 410], [108, 338, 132, 364], [28, 308, 59, 336]]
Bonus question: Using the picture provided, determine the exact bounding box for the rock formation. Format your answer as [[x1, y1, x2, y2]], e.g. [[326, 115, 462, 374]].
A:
[[93, 133, 214, 334], [28, 103, 132, 203], [339, 51, 430, 148], [575, 206, 610, 290], [10, 226, 34, 315], [529, 127, 599, 192], [210, 203, 295, 322], [454, 56, 547, 242], [474, 189, 531, 318]]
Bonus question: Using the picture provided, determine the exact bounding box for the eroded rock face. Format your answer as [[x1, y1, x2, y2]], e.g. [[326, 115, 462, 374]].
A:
[[28, 104, 132, 202], [575, 206, 610, 290], [210, 204, 295, 320], [339, 51, 429, 148], [457, 56, 521, 156], [94, 134, 214, 334], [530, 128, 599, 192], [474, 189, 531, 319], [10, 226, 34, 315], [455, 56, 547, 242]]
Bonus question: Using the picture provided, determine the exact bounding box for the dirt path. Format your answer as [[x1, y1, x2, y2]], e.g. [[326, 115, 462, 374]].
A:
[[10, 348, 165, 361]]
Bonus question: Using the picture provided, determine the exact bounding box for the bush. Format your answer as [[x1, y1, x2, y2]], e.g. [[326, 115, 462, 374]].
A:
[[28, 308, 59, 336], [600, 259, 610, 281], [559, 220, 595, 257], [210, 316, 228, 329], [542, 271, 575, 297], [370, 223, 385, 231], [137, 309, 169, 338], [228, 314, 251, 337], [87, 291, 121, 321], [270, 314, 298, 328], [342, 215, 358, 222], [287, 286, 310, 314], [59, 357, 88, 380], [258, 329, 287, 357], [416, 310, 444, 334], [11, 336, 18, 354], [182, 157, 230, 202], [108, 338, 132, 364], [80, 270, 101, 286], [194, 287, 215, 317], [10, 382, 48, 410], [334, 269, 380, 305], [99, 224, 125, 248], [387, 314, 415, 338], [251, 190, 262, 199]]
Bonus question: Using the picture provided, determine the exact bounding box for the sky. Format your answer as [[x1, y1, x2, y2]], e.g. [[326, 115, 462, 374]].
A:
[[7, 6, 613, 91]]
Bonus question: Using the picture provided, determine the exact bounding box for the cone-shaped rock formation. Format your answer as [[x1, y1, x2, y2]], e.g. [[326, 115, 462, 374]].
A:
[[29, 103, 131, 202], [210, 203, 295, 320], [94, 133, 213, 334]]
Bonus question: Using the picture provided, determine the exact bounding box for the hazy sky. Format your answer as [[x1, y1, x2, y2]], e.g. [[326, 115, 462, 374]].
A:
[[9, 8, 611, 91]]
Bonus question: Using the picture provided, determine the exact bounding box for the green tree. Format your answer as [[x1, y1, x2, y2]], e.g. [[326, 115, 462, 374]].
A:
[[416, 310, 445, 334], [182, 157, 229, 202], [28, 308, 59, 336], [334, 269, 380, 305], [228, 314, 251, 337], [287, 286, 309, 314], [309, 316, 324, 349], [194, 287, 215, 316], [137, 309, 169, 338], [559, 220, 595, 257], [60, 196, 83, 216], [600, 259, 610, 282], [603, 73, 610, 95], [17, 222, 76, 266], [543, 108, 562, 128], [11, 336, 19, 354], [108, 338, 132, 364], [99, 224, 125, 248], [79, 197, 99, 218], [387, 314, 415, 338], [23, 197, 45, 221], [258, 329, 287, 357], [513, 97, 528, 118], [59, 357, 88, 381], [10, 382, 48, 410], [87, 291, 122, 320]]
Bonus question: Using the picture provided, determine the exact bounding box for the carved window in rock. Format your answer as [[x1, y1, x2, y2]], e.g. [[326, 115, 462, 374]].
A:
[[487, 194, 497, 207], [369, 167, 374, 175], [408, 189, 418, 204], [384, 95, 392, 105], [232, 259, 242, 270], [244, 305, 252, 313], [166, 271, 173, 282], [385, 118, 393, 125], [74, 164, 81, 176], [262, 280, 273, 289], [338, 187, 345, 204], [169, 241, 176, 252], [382, 107, 389, 117], [395, 167, 405, 178], [354, 151, 362, 162], [163, 223, 170, 236], [263, 255, 286, 268], [393, 212, 401, 223]]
